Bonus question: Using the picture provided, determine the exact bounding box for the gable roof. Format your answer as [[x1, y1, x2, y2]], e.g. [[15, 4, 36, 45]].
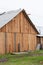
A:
[[0, 9, 22, 28], [22, 9, 39, 34], [0, 9, 39, 34]]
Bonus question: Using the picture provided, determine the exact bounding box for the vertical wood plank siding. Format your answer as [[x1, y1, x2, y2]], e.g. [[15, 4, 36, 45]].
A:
[[14, 33, 16, 52], [0, 12, 38, 54], [0, 33, 5, 54], [5, 33, 7, 53]]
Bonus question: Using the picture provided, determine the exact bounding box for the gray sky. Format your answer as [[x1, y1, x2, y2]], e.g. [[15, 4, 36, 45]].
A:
[[0, 0, 43, 26]]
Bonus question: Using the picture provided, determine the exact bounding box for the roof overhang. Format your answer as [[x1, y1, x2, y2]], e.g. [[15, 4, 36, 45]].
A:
[[22, 9, 39, 34], [36, 34, 43, 37]]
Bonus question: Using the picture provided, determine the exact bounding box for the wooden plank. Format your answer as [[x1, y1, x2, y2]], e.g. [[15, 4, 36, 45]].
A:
[[11, 33, 15, 52], [0, 32, 5, 54], [16, 33, 20, 52], [29, 34, 36, 50], [30, 25, 37, 34], [19, 34, 23, 51], [6, 21, 12, 32], [6, 32, 17, 53], [19, 14, 21, 32], [8, 21, 12, 32], [24, 18, 29, 33], [14, 33, 16, 52], [1, 25, 6, 32], [21, 12, 30, 33], [16, 33, 23, 52], [12, 14, 20, 33], [12, 18, 16, 32], [21, 12, 24, 33], [23, 34, 29, 51], [6, 33, 13, 53], [5, 32, 7, 53], [6, 23, 9, 32], [0, 29, 1, 32]]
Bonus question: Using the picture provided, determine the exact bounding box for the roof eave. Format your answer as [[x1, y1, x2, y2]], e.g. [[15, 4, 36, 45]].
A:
[[22, 9, 39, 34]]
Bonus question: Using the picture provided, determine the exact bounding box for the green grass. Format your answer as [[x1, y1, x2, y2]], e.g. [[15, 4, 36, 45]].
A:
[[0, 50, 43, 65]]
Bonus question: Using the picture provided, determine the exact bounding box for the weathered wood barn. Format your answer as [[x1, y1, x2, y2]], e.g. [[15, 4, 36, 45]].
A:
[[0, 9, 39, 54]]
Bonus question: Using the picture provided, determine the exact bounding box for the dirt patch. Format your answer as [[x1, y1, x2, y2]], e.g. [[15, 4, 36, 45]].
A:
[[0, 58, 8, 62], [40, 61, 43, 64]]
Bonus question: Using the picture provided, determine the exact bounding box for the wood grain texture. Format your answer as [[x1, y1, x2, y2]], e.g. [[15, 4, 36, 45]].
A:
[[0, 32, 5, 54], [0, 11, 39, 54]]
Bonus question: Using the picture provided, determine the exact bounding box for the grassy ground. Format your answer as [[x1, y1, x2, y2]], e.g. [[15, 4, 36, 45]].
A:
[[0, 50, 43, 65]]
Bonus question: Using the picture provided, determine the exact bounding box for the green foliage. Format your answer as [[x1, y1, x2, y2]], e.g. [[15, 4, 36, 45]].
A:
[[0, 50, 43, 65]]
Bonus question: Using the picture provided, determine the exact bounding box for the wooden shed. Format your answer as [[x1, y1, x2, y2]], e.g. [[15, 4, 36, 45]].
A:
[[0, 9, 39, 54], [37, 35, 43, 49]]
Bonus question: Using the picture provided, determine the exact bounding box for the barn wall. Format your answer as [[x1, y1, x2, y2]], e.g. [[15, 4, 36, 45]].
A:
[[4, 33, 17, 53], [36, 37, 43, 44], [23, 34, 29, 51], [41, 37, 43, 44], [41, 37, 43, 48], [0, 12, 38, 34], [0, 32, 5, 54], [21, 12, 29, 33], [0, 33, 37, 54], [0, 12, 38, 54], [16, 33, 23, 52], [29, 34, 37, 50], [37, 37, 41, 44], [37, 37, 43, 49], [16, 33, 37, 51], [0, 13, 21, 33], [21, 12, 38, 34]]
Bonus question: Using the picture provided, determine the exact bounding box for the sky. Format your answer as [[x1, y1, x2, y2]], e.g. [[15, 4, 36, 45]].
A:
[[0, 0, 43, 26]]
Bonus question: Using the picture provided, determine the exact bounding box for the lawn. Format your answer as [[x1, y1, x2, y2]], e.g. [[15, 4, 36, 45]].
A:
[[0, 50, 43, 65]]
